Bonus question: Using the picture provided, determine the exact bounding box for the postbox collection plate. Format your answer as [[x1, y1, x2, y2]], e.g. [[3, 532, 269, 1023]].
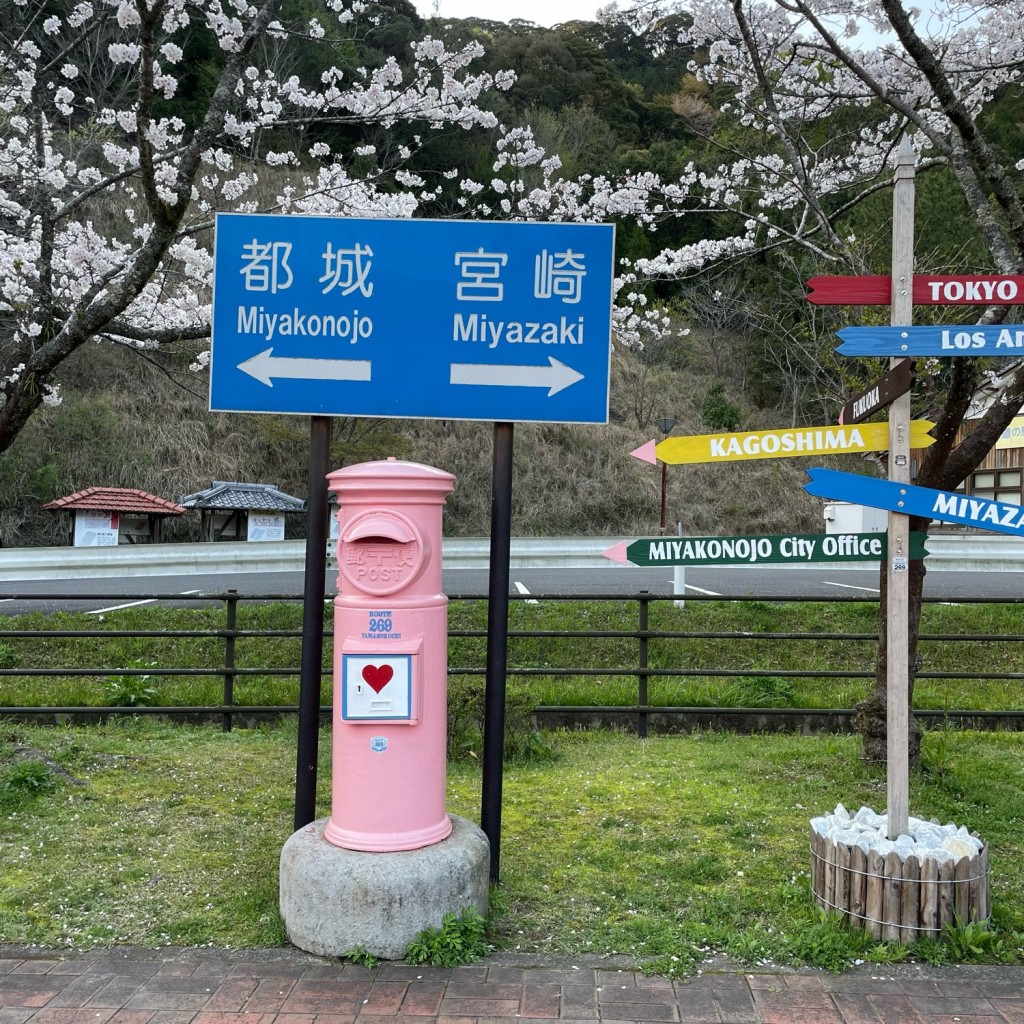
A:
[[341, 654, 413, 721]]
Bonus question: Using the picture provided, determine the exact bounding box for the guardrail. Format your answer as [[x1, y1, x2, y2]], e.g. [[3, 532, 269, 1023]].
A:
[[0, 532, 1021, 581]]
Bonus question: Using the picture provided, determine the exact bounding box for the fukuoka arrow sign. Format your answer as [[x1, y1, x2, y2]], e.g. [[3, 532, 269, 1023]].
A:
[[210, 213, 614, 423], [838, 360, 915, 425], [807, 275, 1024, 305], [804, 468, 1024, 537], [603, 531, 928, 567], [631, 420, 935, 466], [837, 324, 1024, 357]]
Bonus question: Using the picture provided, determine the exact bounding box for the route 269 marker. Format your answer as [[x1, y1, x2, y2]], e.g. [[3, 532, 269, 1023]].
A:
[[631, 420, 935, 466], [804, 468, 1024, 537]]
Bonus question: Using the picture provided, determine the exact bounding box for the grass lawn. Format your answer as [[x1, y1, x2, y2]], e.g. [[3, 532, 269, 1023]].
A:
[[1, 720, 1022, 973]]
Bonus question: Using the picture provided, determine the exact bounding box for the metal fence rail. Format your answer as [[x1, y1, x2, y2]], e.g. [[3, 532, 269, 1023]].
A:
[[2, 590, 1024, 734]]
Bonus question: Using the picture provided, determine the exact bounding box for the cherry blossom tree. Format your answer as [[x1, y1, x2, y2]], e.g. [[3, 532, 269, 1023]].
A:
[[589, 0, 1024, 762], [0, 0, 520, 454], [0, 0, 690, 462]]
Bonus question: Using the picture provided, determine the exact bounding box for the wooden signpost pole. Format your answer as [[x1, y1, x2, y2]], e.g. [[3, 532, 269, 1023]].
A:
[[887, 135, 915, 840]]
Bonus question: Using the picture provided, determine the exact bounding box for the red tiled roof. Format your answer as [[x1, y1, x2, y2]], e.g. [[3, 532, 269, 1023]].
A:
[[43, 487, 186, 515]]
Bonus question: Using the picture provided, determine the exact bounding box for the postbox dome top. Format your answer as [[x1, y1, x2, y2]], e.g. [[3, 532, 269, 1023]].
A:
[[326, 458, 455, 496]]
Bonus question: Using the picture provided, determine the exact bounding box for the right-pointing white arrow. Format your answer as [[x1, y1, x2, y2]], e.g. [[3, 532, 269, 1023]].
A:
[[449, 357, 584, 396]]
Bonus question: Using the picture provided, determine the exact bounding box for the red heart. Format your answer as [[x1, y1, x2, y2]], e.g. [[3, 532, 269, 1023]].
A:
[[362, 664, 394, 694]]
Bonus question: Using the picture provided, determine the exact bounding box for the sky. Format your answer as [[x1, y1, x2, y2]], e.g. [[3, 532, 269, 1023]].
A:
[[412, 0, 606, 26]]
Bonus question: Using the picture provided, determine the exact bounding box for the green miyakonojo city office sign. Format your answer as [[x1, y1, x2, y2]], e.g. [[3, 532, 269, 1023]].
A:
[[603, 531, 928, 567]]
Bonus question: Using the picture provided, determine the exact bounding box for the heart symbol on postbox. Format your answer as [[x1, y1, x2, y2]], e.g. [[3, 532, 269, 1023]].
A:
[[362, 663, 393, 694]]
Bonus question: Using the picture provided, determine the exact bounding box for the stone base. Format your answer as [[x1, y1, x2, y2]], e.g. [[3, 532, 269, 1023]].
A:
[[279, 814, 490, 959]]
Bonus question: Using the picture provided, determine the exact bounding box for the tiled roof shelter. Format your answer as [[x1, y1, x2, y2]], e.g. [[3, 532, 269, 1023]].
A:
[[179, 481, 306, 512], [179, 482, 305, 542], [43, 487, 186, 544]]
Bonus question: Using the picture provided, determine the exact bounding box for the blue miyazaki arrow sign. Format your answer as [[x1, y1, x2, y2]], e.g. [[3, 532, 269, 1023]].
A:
[[837, 324, 1024, 357], [210, 214, 615, 423], [804, 468, 1024, 536]]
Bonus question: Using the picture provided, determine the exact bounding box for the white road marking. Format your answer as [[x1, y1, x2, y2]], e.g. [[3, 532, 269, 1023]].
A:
[[87, 599, 156, 615], [514, 581, 539, 604], [824, 581, 880, 593], [684, 584, 721, 595], [86, 589, 203, 616]]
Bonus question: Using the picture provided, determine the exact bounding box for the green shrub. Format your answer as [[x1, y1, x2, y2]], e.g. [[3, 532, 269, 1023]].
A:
[[406, 909, 491, 966], [0, 642, 16, 670], [104, 662, 158, 707], [700, 383, 742, 432], [723, 675, 796, 708], [0, 759, 56, 811], [446, 678, 558, 762]]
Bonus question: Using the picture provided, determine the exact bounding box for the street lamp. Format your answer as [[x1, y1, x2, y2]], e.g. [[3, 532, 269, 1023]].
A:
[[657, 417, 676, 534]]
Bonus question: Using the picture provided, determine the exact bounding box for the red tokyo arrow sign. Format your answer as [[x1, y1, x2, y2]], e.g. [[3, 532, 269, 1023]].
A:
[[806, 275, 1024, 305]]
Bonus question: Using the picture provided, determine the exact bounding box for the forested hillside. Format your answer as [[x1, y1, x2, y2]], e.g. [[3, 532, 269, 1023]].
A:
[[0, 3, 808, 545], [1, 0, 1021, 546], [1, 317, 829, 544]]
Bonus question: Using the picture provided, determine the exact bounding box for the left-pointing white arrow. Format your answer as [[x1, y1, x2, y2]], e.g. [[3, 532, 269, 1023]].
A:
[[450, 356, 584, 396], [237, 348, 372, 388]]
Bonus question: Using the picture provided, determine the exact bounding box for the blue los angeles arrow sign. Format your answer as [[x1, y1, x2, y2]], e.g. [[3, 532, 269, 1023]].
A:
[[837, 324, 1024, 357], [804, 468, 1024, 536]]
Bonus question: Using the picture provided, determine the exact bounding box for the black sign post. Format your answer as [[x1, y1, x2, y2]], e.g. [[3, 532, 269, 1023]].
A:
[[294, 415, 331, 830]]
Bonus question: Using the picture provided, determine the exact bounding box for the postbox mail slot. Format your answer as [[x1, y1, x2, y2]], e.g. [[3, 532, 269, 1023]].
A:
[[339, 510, 426, 596], [342, 513, 417, 545]]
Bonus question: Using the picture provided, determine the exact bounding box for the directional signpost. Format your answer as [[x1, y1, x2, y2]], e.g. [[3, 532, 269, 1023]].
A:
[[211, 214, 614, 424], [837, 324, 1024, 357], [804, 468, 1024, 537], [631, 420, 935, 466], [839, 361, 915, 425], [807, 274, 1024, 305], [604, 531, 927, 567]]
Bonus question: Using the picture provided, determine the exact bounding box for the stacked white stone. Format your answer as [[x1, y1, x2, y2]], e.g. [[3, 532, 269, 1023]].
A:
[[810, 803, 984, 863]]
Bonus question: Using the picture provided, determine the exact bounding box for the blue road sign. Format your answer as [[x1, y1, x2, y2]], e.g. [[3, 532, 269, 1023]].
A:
[[837, 324, 1024, 357], [210, 214, 615, 423], [804, 468, 1024, 536]]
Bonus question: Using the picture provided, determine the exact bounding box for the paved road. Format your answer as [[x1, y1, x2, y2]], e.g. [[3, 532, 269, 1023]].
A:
[[2, 563, 1024, 615], [1, 946, 1022, 1023]]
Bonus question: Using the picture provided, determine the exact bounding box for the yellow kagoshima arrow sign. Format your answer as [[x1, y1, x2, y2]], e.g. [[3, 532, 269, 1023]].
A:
[[631, 421, 935, 466]]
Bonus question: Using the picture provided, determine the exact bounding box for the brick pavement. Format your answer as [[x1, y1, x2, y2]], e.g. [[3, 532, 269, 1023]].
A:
[[0, 948, 1022, 1023]]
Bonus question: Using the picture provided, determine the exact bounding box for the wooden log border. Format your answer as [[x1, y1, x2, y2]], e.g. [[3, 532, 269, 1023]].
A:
[[809, 827, 989, 944]]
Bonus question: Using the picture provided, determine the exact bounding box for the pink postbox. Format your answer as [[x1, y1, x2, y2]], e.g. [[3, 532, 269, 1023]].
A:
[[324, 458, 455, 853]]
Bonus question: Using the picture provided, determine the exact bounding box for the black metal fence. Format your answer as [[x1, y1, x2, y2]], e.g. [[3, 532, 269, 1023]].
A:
[[2, 590, 1024, 734]]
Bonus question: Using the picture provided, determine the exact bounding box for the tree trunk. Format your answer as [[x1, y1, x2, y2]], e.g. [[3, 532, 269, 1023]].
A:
[[854, 359, 1024, 767], [856, 515, 928, 765]]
